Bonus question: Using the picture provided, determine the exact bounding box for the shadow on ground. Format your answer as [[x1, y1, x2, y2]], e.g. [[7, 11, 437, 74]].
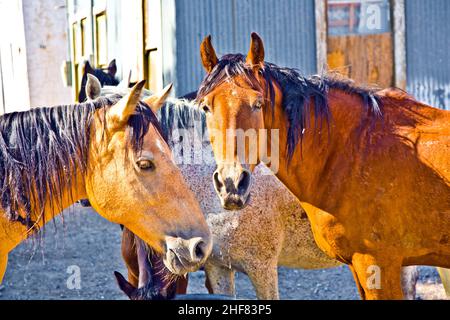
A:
[[0, 206, 446, 300]]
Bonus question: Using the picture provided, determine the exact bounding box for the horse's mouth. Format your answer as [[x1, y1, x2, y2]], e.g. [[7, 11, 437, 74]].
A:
[[164, 248, 199, 275], [115, 252, 179, 300], [222, 193, 251, 211]]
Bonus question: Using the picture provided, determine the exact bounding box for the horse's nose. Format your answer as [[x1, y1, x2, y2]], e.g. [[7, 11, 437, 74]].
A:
[[223, 194, 244, 210], [164, 236, 212, 274], [213, 167, 252, 210], [213, 170, 224, 193], [188, 237, 208, 263], [213, 168, 251, 194], [237, 169, 251, 194]]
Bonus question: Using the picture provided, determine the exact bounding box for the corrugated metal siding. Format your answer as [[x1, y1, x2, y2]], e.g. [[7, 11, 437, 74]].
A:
[[173, 0, 317, 95], [406, 0, 450, 110], [106, 0, 123, 78]]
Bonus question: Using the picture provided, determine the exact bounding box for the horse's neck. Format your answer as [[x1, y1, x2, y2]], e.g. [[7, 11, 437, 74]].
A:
[[265, 88, 369, 206], [0, 171, 87, 254]]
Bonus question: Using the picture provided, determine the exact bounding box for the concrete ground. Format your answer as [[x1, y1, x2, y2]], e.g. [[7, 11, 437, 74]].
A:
[[0, 205, 447, 300]]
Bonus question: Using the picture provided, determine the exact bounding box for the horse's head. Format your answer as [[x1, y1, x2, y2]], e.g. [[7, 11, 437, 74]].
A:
[[85, 80, 212, 275], [78, 60, 120, 102], [114, 236, 180, 300], [197, 33, 277, 210]]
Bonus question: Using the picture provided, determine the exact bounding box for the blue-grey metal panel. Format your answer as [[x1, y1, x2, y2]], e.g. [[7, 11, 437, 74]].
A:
[[234, 0, 316, 73], [406, 0, 450, 110], [106, 0, 123, 78], [161, 0, 178, 90], [173, 0, 317, 95]]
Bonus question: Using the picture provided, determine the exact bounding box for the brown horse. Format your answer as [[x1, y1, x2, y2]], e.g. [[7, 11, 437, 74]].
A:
[[196, 33, 450, 299], [115, 227, 188, 300], [93, 77, 418, 300], [0, 81, 212, 285], [82, 75, 191, 299]]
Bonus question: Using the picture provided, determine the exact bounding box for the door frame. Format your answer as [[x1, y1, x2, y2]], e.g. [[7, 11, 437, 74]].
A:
[[314, 0, 406, 89]]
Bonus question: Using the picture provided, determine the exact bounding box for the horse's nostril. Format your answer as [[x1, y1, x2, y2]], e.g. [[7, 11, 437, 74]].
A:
[[213, 171, 223, 191], [237, 170, 251, 193], [190, 239, 207, 262]]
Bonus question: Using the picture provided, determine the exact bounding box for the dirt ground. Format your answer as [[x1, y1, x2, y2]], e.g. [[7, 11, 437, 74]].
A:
[[0, 205, 447, 300]]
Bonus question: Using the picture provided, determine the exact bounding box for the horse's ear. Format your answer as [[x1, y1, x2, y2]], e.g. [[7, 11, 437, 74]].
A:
[[200, 35, 218, 73], [83, 61, 94, 75], [114, 271, 137, 299], [85, 74, 102, 100], [144, 83, 173, 113], [108, 80, 146, 128], [246, 32, 265, 70], [108, 59, 117, 77]]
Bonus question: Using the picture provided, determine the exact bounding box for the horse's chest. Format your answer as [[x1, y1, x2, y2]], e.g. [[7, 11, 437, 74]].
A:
[[300, 202, 352, 262]]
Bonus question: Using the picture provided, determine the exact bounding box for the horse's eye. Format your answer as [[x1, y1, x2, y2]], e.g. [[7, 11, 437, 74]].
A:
[[202, 105, 211, 113], [253, 100, 263, 110], [136, 159, 155, 171]]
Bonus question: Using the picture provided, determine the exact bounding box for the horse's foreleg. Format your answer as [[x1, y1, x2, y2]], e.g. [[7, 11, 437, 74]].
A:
[[176, 275, 189, 295], [349, 264, 365, 299], [0, 254, 7, 284], [204, 263, 236, 297], [437, 268, 450, 298], [204, 270, 214, 294], [351, 253, 404, 300], [401, 266, 418, 300], [246, 264, 279, 300]]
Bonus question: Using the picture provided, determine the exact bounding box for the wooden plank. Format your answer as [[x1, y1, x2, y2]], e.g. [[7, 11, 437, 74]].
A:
[[315, 0, 327, 74], [392, 0, 406, 89], [327, 33, 394, 88]]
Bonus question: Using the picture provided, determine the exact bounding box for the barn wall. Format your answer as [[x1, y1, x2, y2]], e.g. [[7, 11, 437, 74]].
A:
[[106, 0, 123, 77], [170, 0, 317, 96], [405, 0, 450, 110], [106, 0, 145, 84], [22, 0, 72, 107], [0, 0, 31, 113]]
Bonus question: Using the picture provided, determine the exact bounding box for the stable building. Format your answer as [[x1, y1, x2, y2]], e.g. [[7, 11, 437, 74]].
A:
[[66, 0, 448, 109]]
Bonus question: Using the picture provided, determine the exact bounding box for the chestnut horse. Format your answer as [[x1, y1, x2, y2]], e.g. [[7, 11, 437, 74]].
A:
[[0, 81, 212, 285], [196, 33, 450, 299], [115, 227, 187, 300], [89, 79, 418, 300]]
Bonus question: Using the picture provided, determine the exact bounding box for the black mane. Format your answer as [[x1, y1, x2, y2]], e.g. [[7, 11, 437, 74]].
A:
[[0, 95, 161, 230], [196, 53, 382, 159]]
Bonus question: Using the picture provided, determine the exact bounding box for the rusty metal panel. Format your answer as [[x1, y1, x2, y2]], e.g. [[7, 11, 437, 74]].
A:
[[406, 0, 450, 110]]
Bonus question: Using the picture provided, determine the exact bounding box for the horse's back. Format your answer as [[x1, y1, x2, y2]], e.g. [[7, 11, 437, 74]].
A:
[[382, 92, 450, 183], [364, 92, 450, 256]]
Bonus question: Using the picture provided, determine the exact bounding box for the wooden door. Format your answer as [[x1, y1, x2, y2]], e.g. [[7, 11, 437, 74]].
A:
[[143, 0, 163, 92], [68, 0, 109, 100], [326, 0, 394, 88]]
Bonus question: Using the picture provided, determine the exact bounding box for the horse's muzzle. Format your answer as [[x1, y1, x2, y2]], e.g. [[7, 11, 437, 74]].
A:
[[213, 167, 252, 210], [163, 235, 212, 275], [223, 193, 245, 210]]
